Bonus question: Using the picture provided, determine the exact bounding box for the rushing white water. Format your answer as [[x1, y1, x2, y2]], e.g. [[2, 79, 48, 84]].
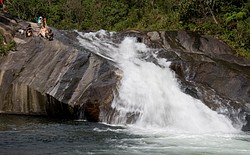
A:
[[77, 30, 238, 134]]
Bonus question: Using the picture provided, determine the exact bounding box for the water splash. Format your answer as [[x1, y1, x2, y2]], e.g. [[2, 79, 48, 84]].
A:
[[77, 30, 238, 133]]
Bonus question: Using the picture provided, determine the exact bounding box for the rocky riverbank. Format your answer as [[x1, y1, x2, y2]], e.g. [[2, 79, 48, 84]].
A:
[[0, 14, 249, 130]]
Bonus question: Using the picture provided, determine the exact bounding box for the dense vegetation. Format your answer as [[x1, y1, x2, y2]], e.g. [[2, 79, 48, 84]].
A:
[[0, 35, 16, 55], [4, 0, 250, 58]]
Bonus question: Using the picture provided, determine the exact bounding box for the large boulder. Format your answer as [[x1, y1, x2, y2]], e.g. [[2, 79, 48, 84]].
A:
[[0, 15, 118, 121], [144, 31, 250, 130]]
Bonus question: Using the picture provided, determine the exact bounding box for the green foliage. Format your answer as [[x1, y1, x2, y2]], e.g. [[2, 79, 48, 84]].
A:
[[177, 0, 250, 58], [225, 9, 248, 24], [0, 35, 16, 56], [5, 0, 250, 58]]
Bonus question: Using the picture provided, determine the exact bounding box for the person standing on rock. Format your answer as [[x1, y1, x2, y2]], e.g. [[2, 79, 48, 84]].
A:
[[0, 0, 7, 12], [37, 16, 43, 28], [43, 17, 47, 28]]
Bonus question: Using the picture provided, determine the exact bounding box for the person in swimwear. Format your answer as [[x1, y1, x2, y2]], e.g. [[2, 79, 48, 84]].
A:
[[38, 26, 49, 39]]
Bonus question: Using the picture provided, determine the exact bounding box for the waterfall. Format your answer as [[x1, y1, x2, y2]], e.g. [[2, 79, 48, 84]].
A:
[[77, 30, 237, 133]]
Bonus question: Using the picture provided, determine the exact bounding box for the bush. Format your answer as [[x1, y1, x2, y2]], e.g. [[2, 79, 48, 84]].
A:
[[0, 35, 16, 56]]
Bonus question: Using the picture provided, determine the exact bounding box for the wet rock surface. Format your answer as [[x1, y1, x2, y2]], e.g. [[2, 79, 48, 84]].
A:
[[144, 30, 250, 130]]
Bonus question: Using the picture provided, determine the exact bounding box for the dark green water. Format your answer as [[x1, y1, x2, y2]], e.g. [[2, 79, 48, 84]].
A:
[[1, 115, 250, 155], [0, 115, 135, 155]]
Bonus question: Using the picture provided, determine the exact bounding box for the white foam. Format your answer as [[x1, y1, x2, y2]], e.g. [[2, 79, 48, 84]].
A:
[[77, 31, 238, 134]]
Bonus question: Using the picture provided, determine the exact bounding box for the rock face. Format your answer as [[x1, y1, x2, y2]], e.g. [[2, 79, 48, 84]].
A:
[[144, 31, 250, 130], [0, 15, 250, 130], [0, 14, 17, 44], [0, 15, 118, 121]]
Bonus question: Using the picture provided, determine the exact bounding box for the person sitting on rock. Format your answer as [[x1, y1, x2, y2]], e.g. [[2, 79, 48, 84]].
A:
[[25, 24, 34, 37], [47, 28, 54, 41], [38, 26, 49, 39]]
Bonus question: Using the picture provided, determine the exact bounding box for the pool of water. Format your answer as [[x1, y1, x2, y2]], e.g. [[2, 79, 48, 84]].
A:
[[0, 115, 250, 155]]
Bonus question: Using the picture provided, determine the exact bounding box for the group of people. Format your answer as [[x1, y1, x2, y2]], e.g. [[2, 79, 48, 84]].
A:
[[24, 16, 54, 41], [37, 16, 53, 40]]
